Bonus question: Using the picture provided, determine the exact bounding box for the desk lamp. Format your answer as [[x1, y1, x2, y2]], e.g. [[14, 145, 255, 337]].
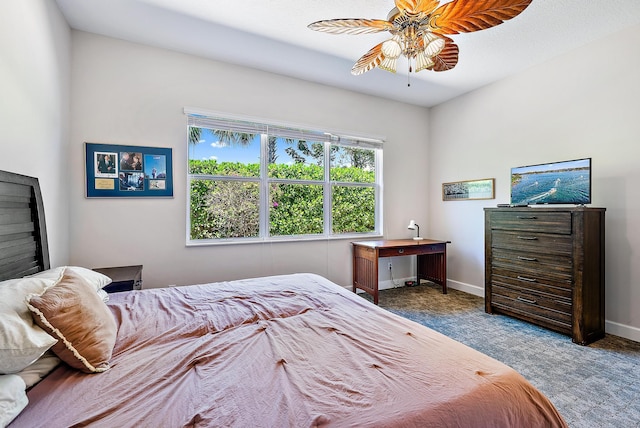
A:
[[407, 220, 423, 240]]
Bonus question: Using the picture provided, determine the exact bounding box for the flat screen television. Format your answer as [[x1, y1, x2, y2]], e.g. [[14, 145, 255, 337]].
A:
[[510, 158, 591, 205]]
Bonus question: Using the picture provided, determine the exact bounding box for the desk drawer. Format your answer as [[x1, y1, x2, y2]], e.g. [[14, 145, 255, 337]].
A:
[[490, 211, 572, 234], [378, 243, 444, 258]]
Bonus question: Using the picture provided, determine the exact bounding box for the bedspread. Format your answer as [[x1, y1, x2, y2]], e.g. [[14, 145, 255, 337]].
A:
[[11, 273, 566, 427]]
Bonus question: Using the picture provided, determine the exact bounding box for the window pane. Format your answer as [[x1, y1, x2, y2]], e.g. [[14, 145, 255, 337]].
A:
[[268, 137, 324, 180], [270, 184, 323, 236], [330, 146, 376, 183], [188, 127, 260, 177], [190, 179, 259, 239], [332, 186, 375, 233]]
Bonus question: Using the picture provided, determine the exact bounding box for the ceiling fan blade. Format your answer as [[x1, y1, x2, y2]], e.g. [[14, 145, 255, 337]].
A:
[[431, 37, 459, 72], [308, 19, 394, 35], [395, 0, 441, 15], [351, 42, 385, 75], [415, 0, 441, 14], [430, 0, 532, 35]]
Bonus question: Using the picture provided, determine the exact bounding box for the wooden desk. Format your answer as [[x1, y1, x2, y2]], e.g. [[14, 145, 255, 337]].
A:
[[352, 239, 449, 304]]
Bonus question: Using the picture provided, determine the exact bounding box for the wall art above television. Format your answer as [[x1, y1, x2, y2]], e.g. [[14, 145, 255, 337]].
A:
[[510, 158, 591, 205], [85, 142, 173, 198], [442, 178, 495, 201]]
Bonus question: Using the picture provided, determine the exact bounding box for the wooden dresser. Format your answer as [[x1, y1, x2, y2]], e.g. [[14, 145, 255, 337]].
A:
[[484, 207, 605, 345]]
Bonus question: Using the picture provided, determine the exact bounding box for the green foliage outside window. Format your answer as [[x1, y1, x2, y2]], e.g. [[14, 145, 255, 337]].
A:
[[332, 186, 375, 233], [268, 162, 324, 181], [189, 159, 375, 240], [189, 160, 260, 177], [190, 179, 260, 239], [270, 183, 324, 236]]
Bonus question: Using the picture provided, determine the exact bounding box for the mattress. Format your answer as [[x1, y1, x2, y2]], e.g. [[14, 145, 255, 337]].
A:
[[11, 273, 566, 427]]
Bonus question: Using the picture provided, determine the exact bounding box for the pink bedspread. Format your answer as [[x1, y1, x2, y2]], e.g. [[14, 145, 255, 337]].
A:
[[12, 274, 566, 427]]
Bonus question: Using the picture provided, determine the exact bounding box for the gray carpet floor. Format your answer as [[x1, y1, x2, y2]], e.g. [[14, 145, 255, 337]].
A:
[[360, 283, 640, 428]]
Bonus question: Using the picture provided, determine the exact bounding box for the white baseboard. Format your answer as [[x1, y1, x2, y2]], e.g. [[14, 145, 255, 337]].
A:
[[605, 320, 640, 343], [446, 279, 484, 297]]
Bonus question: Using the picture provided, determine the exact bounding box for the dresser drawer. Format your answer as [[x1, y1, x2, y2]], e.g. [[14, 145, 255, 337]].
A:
[[491, 271, 572, 299], [491, 248, 572, 281], [492, 268, 572, 299], [491, 285, 572, 330], [490, 211, 572, 234], [490, 300, 572, 335], [492, 230, 572, 255]]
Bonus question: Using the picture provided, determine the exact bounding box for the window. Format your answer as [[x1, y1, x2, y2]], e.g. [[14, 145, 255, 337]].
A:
[[186, 110, 383, 244]]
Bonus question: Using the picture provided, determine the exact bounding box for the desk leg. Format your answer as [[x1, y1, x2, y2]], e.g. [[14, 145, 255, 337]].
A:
[[353, 246, 379, 304], [417, 248, 447, 294]]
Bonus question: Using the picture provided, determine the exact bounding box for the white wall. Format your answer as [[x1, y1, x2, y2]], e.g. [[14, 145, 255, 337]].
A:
[[429, 24, 640, 341], [68, 32, 430, 289], [0, 1, 71, 267], [6, 3, 637, 341]]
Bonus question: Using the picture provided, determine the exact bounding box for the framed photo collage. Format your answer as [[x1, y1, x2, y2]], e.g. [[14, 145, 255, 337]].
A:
[[85, 142, 173, 198]]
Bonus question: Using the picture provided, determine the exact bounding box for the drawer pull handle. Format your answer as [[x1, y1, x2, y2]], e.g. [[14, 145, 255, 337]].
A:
[[517, 275, 537, 283], [398, 249, 404, 254], [517, 297, 537, 305], [517, 216, 538, 220], [517, 256, 538, 261], [517, 236, 538, 241]]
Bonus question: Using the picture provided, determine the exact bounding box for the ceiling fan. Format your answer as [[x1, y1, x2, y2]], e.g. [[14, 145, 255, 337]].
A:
[[308, 0, 533, 77]]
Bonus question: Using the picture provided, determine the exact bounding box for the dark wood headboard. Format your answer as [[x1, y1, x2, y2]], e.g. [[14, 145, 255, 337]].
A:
[[0, 170, 50, 280]]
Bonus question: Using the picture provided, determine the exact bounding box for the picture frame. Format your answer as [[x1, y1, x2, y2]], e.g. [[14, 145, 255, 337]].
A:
[[442, 178, 495, 201], [85, 142, 173, 198]]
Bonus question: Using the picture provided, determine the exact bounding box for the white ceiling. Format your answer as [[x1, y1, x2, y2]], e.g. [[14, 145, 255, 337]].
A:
[[55, 0, 640, 107]]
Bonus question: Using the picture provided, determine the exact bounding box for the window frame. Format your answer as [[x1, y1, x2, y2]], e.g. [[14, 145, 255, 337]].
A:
[[185, 108, 384, 246]]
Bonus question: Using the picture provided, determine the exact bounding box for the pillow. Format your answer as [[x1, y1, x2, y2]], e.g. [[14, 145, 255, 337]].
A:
[[0, 277, 57, 374], [30, 266, 111, 303], [16, 351, 60, 389], [0, 374, 28, 427], [26, 268, 117, 373], [29, 266, 112, 291], [97, 288, 110, 302]]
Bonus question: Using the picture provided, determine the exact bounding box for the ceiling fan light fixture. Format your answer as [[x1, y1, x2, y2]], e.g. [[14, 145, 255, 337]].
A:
[[423, 33, 445, 57], [414, 51, 435, 73], [379, 38, 402, 72], [379, 57, 399, 73], [308, 0, 533, 77], [381, 39, 402, 58]]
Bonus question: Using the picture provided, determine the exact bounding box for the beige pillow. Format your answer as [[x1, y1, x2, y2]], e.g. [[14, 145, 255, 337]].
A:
[[26, 268, 117, 373], [0, 277, 57, 374]]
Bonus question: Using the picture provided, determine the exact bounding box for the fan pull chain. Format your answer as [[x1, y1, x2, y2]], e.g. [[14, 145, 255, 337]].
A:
[[408, 62, 412, 87]]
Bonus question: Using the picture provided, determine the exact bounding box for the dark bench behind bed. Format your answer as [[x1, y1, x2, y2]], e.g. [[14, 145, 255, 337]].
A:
[[0, 170, 49, 280]]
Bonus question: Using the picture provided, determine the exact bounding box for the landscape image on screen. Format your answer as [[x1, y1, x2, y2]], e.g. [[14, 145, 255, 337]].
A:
[[511, 158, 591, 205]]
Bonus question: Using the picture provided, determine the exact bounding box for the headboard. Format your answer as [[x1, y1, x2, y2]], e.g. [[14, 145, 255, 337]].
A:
[[0, 170, 50, 280]]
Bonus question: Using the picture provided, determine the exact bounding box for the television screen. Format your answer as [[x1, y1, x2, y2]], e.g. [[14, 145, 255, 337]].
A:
[[510, 158, 591, 205]]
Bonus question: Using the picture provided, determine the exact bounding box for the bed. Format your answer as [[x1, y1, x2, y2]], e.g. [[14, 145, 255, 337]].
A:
[[0, 169, 567, 427]]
